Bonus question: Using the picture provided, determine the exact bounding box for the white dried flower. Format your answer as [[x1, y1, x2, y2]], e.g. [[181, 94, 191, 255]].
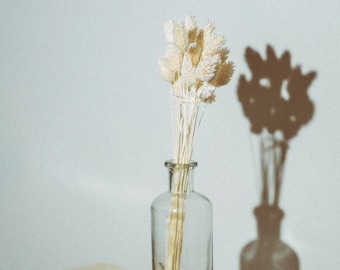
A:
[[196, 54, 221, 82], [203, 22, 215, 34], [159, 58, 176, 83], [164, 20, 175, 43], [203, 34, 226, 57], [199, 82, 216, 101], [184, 14, 197, 32], [201, 22, 226, 57], [172, 21, 189, 51], [181, 58, 198, 86], [159, 45, 181, 83]]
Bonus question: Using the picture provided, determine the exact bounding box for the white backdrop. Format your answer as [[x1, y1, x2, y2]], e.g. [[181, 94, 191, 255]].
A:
[[1, 1, 339, 269]]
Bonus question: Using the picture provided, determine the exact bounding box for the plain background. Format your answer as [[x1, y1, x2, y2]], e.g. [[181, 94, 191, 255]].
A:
[[1, 0, 339, 269]]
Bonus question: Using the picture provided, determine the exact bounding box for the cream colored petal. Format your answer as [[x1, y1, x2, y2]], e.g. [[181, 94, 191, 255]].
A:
[[196, 55, 220, 82], [209, 60, 234, 87], [184, 14, 197, 31], [164, 20, 175, 43], [159, 57, 177, 83], [173, 21, 189, 51]]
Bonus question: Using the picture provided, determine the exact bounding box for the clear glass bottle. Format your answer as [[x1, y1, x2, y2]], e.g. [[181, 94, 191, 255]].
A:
[[151, 160, 213, 270], [240, 205, 299, 270]]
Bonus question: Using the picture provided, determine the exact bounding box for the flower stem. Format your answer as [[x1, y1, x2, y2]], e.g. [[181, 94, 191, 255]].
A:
[[166, 93, 203, 269]]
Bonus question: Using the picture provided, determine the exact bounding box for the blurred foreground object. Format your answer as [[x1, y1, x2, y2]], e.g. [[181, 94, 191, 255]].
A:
[[70, 263, 125, 270]]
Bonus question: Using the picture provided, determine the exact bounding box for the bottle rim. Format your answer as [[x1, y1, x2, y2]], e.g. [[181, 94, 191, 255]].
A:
[[164, 159, 198, 169]]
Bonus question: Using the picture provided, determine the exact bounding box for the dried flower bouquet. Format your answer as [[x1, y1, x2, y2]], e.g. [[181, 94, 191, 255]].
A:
[[159, 15, 233, 269]]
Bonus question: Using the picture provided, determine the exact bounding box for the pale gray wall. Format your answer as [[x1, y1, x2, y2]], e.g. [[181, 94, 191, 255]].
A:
[[1, 1, 339, 269]]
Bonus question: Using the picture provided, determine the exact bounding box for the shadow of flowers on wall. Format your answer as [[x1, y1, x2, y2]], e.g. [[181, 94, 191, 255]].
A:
[[237, 45, 317, 270], [238, 45, 316, 140]]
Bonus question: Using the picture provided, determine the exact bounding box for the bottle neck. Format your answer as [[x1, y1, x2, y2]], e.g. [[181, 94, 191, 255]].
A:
[[254, 205, 283, 241], [165, 160, 197, 193]]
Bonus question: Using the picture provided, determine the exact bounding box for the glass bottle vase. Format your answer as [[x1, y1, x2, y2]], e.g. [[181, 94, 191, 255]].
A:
[[151, 160, 213, 270], [240, 205, 299, 270]]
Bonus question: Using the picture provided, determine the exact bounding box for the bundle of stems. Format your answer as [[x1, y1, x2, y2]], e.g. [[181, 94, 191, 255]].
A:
[[166, 165, 191, 270], [166, 93, 202, 270]]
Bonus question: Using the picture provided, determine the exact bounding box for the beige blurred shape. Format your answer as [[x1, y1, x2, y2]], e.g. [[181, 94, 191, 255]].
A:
[[70, 263, 125, 270]]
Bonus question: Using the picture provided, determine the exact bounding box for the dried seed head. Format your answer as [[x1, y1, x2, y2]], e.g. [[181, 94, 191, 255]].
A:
[[160, 15, 233, 104]]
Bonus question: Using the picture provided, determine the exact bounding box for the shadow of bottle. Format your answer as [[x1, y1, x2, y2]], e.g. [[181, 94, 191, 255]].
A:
[[240, 205, 299, 270], [237, 45, 317, 270]]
